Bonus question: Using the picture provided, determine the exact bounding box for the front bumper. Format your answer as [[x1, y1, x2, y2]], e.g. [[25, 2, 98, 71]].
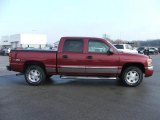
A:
[[145, 66, 153, 77], [6, 66, 11, 71]]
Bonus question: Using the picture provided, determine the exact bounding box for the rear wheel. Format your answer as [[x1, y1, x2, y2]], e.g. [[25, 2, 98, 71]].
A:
[[121, 66, 143, 87], [25, 65, 46, 86]]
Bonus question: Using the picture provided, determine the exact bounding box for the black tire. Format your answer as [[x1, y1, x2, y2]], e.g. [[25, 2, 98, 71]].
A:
[[46, 75, 52, 79], [25, 65, 46, 86], [46, 75, 53, 81], [121, 66, 143, 87]]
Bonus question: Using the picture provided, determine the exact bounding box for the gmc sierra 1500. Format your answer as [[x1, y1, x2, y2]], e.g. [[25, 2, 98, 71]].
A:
[[7, 37, 153, 87]]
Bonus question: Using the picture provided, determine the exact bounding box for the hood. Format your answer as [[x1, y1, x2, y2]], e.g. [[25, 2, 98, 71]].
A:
[[118, 51, 149, 59]]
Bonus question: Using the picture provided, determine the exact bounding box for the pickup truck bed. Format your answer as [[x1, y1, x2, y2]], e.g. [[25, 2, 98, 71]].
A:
[[9, 50, 57, 75]]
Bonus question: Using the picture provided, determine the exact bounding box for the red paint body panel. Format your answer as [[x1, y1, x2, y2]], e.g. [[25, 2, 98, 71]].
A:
[[10, 50, 57, 74], [8, 37, 153, 78], [145, 67, 154, 77]]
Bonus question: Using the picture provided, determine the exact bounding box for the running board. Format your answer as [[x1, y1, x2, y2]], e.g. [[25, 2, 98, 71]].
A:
[[60, 76, 117, 80]]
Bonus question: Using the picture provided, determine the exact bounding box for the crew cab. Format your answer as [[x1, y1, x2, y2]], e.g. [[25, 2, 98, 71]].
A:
[[7, 37, 153, 87]]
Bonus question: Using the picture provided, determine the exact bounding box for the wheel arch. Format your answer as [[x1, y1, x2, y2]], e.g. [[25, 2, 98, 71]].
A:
[[23, 61, 46, 73], [121, 62, 145, 75]]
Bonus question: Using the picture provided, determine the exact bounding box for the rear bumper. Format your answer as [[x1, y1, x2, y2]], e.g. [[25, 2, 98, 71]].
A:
[[145, 66, 153, 77], [6, 65, 11, 71]]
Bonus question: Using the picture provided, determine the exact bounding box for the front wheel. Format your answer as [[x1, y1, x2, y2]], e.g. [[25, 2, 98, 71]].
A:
[[25, 65, 46, 86], [121, 67, 143, 87]]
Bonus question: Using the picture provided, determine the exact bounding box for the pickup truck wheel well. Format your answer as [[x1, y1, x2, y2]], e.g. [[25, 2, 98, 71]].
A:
[[24, 61, 46, 73], [121, 63, 145, 76]]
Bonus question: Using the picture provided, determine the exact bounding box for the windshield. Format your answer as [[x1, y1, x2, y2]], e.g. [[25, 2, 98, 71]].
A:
[[114, 45, 124, 49]]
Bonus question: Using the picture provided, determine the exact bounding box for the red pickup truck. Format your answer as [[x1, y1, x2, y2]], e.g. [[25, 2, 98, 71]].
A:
[[7, 37, 153, 87]]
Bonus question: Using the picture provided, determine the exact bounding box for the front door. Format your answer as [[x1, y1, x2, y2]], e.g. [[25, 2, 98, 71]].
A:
[[85, 39, 120, 77]]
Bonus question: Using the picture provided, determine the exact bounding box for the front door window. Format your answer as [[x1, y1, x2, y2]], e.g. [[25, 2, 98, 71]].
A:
[[88, 40, 109, 53]]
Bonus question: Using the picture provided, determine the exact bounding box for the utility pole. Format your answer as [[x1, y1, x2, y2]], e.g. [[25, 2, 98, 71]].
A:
[[103, 33, 110, 40]]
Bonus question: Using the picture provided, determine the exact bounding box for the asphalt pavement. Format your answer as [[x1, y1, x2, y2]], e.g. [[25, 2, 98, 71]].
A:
[[0, 55, 160, 120]]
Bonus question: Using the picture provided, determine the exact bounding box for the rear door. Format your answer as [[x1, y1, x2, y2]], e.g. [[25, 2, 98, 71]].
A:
[[85, 39, 120, 77], [57, 38, 86, 75]]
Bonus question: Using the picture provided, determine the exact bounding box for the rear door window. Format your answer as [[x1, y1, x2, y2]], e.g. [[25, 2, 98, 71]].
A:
[[63, 39, 84, 53]]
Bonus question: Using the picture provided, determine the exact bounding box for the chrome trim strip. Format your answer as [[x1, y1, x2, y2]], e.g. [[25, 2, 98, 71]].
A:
[[86, 66, 118, 69], [60, 76, 117, 80], [59, 66, 119, 73], [60, 66, 118, 69], [46, 68, 56, 72], [60, 66, 85, 68], [59, 68, 85, 73], [86, 68, 118, 73]]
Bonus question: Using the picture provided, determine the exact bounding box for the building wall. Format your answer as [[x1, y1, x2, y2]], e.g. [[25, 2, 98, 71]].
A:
[[11, 41, 20, 48], [1, 36, 11, 47], [10, 34, 20, 43], [0, 34, 47, 49]]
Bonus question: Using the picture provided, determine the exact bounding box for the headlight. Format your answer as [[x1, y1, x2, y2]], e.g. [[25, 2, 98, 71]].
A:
[[147, 58, 152, 67]]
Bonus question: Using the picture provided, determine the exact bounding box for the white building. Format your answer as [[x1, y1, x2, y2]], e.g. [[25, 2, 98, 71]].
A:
[[1, 36, 11, 48], [0, 33, 47, 49]]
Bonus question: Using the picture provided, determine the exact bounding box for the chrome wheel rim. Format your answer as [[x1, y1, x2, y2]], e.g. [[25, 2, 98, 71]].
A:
[[28, 69, 41, 82], [125, 71, 139, 84]]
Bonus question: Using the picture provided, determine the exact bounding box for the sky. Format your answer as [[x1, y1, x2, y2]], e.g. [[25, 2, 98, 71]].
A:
[[0, 0, 160, 43]]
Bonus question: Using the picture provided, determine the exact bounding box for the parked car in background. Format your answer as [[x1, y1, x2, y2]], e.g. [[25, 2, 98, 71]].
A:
[[137, 47, 145, 54], [14, 47, 23, 50], [158, 48, 160, 53], [149, 47, 159, 55], [0, 48, 11, 56], [43, 47, 53, 50], [114, 44, 138, 54], [4, 48, 11, 55], [0, 48, 5, 55], [143, 47, 158, 55]]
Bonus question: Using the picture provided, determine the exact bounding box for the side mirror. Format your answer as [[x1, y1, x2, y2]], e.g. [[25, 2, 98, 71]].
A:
[[107, 48, 114, 54]]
